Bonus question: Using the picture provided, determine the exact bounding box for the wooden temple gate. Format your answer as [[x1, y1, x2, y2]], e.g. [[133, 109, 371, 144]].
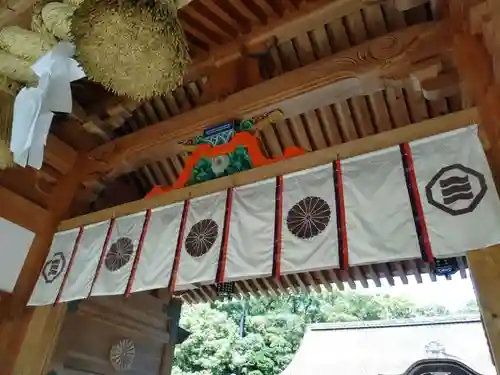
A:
[[1, 0, 500, 374]]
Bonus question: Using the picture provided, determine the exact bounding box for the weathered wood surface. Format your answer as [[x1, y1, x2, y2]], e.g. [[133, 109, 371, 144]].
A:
[[450, 0, 500, 182], [81, 21, 450, 183], [467, 245, 500, 372], [0, 156, 84, 375], [57, 293, 169, 375], [0, 186, 49, 233]]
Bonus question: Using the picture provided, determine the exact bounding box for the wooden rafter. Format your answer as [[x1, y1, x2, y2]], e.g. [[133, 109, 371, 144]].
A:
[[185, 0, 430, 79], [60, 108, 478, 230], [186, 0, 376, 79], [81, 21, 450, 183], [45, 136, 77, 175]]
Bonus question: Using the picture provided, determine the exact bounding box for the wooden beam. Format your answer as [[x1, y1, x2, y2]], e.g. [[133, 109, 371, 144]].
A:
[[0, 186, 50, 233], [184, 0, 429, 80], [467, 245, 500, 371], [450, 1, 500, 180], [46, 135, 77, 175], [8, 305, 67, 375], [83, 21, 449, 181], [0, 167, 51, 208], [60, 108, 479, 231], [185, 0, 370, 79], [0, 155, 85, 375]]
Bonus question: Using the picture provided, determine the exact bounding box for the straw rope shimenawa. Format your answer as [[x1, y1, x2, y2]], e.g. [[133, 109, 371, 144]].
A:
[[72, 0, 190, 100], [41, 2, 75, 41], [0, 0, 189, 168], [0, 26, 55, 61], [0, 22, 54, 169], [0, 50, 37, 84], [32, 1, 59, 44], [0, 75, 21, 169], [0, 6, 79, 170]]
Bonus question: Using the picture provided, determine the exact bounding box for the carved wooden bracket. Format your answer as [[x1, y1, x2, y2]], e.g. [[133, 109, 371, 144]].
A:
[[145, 131, 304, 198]]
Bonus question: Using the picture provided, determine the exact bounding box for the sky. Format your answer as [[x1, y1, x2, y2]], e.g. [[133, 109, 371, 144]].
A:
[[355, 271, 477, 311]]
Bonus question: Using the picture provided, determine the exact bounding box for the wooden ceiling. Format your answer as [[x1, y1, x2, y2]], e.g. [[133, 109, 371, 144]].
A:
[[179, 256, 470, 303], [112, 0, 463, 201], [0, 0, 480, 298], [34, 0, 463, 217]]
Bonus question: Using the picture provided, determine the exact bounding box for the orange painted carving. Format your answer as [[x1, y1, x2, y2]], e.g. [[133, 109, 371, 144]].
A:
[[146, 132, 304, 198]]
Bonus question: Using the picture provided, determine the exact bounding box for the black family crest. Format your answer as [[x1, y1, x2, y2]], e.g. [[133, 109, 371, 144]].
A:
[[105, 237, 134, 272], [425, 164, 487, 216], [286, 196, 331, 240], [185, 219, 219, 257], [42, 252, 66, 283]]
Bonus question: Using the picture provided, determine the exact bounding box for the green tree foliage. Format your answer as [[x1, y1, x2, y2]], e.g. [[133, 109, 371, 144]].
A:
[[173, 291, 453, 375], [457, 299, 479, 314]]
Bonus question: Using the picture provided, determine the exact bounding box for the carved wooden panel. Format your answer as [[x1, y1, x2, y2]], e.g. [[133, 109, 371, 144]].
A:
[[56, 293, 168, 375]]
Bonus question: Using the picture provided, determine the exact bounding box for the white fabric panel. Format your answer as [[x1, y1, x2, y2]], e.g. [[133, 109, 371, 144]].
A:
[[410, 125, 500, 257], [28, 228, 79, 306], [59, 221, 110, 302], [0, 218, 35, 293], [91, 212, 146, 296], [281, 164, 338, 274], [225, 179, 276, 281], [176, 191, 227, 290], [342, 146, 420, 265], [132, 202, 184, 293]]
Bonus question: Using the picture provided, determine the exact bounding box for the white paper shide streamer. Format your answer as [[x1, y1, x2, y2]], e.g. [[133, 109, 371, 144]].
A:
[[91, 212, 145, 296], [132, 203, 184, 293], [410, 125, 500, 257], [28, 228, 80, 306], [10, 41, 86, 169], [281, 165, 338, 274], [176, 191, 227, 290]]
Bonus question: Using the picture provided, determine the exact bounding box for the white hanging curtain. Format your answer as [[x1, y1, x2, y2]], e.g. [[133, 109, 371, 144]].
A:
[[26, 124, 500, 306], [131, 202, 184, 293], [409, 125, 500, 258], [91, 212, 147, 297], [58, 221, 110, 303], [28, 228, 80, 306], [342, 146, 421, 266], [223, 179, 276, 282], [280, 164, 339, 275], [175, 191, 227, 290]]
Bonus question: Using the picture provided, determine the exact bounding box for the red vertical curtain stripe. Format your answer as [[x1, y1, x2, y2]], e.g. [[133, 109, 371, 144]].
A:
[[125, 209, 152, 297], [272, 175, 284, 279], [54, 226, 84, 306], [88, 218, 115, 297], [216, 188, 233, 284], [169, 200, 190, 293], [400, 143, 434, 263], [334, 160, 349, 269]]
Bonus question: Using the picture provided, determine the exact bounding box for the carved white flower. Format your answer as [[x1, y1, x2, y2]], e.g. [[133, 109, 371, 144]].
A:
[[211, 155, 230, 175]]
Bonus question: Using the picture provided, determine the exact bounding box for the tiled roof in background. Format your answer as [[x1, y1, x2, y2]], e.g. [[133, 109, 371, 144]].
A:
[[281, 315, 495, 375]]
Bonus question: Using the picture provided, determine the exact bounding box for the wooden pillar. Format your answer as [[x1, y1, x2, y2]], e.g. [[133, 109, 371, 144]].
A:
[[467, 245, 500, 372], [0, 155, 86, 375], [161, 297, 182, 375]]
